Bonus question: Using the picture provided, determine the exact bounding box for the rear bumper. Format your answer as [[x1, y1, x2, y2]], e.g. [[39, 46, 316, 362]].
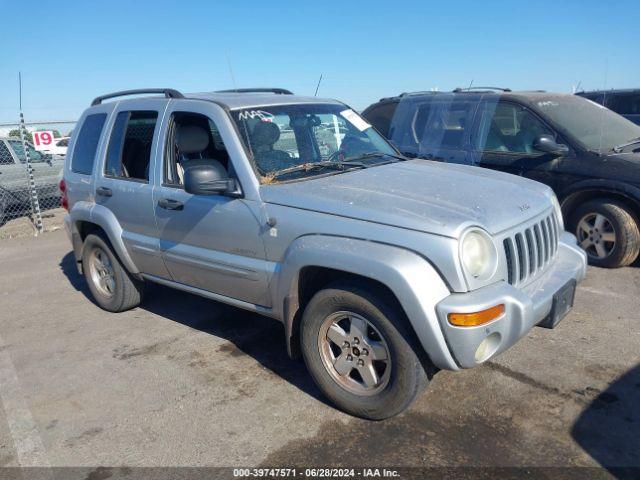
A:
[[435, 232, 587, 369]]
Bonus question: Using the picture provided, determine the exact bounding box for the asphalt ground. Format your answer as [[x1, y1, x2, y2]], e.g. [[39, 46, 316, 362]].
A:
[[0, 230, 638, 479]]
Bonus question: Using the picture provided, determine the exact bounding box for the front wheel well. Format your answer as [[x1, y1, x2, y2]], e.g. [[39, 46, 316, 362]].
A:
[[561, 190, 640, 223], [288, 266, 435, 374]]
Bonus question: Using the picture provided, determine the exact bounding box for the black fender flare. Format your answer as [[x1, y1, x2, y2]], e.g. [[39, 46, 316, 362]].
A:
[[558, 180, 640, 217]]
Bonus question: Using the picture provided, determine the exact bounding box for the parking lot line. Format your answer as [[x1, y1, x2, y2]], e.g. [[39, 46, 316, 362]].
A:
[[0, 333, 49, 467]]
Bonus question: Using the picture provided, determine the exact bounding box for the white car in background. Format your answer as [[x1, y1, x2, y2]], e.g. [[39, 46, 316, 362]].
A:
[[42, 137, 69, 156]]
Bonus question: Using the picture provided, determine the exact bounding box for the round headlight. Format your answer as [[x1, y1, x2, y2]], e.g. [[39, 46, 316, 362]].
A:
[[460, 229, 497, 280]]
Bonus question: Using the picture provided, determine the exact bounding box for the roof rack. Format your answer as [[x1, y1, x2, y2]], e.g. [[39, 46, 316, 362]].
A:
[[91, 88, 184, 106], [452, 86, 511, 93], [576, 88, 638, 94], [215, 88, 294, 95], [398, 91, 442, 98]]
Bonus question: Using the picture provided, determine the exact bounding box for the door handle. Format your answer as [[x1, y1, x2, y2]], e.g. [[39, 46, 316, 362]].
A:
[[158, 198, 184, 210], [96, 186, 113, 197]]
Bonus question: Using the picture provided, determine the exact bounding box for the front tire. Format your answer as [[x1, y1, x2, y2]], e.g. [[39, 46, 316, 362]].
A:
[[82, 233, 144, 312], [569, 199, 640, 268], [300, 282, 428, 420]]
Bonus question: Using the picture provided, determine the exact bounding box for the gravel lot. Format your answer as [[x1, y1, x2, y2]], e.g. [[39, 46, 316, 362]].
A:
[[0, 230, 638, 477], [0, 208, 66, 240]]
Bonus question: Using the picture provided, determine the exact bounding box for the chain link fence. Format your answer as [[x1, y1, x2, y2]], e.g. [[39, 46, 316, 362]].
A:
[[0, 121, 75, 238]]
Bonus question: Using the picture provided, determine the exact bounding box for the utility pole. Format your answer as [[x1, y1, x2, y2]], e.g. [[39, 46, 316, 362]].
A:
[[17, 72, 43, 234]]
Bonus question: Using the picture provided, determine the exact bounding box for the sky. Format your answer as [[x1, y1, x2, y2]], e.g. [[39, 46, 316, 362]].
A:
[[1, 0, 639, 131]]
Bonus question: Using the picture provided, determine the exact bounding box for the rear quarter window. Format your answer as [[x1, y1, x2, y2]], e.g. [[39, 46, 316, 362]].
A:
[[399, 99, 475, 150], [608, 94, 640, 115], [71, 113, 107, 174]]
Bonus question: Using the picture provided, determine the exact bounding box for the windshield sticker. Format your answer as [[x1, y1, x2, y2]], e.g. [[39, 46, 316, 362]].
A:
[[340, 109, 371, 131], [237, 110, 275, 122]]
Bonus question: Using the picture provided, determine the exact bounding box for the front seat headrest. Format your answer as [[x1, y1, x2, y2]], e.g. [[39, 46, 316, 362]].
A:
[[177, 125, 209, 153], [251, 121, 280, 147]]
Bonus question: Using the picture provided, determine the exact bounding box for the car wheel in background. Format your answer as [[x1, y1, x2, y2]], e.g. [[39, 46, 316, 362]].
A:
[[569, 199, 640, 268], [82, 233, 144, 312], [300, 281, 429, 420]]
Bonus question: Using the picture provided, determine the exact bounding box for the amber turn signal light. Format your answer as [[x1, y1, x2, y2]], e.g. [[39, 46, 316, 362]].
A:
[[448, 304, 505, 327]]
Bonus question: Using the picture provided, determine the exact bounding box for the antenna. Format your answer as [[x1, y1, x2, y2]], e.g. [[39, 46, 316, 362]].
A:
[[314, 74, 323, 97], [573, 81, 582, 93], [598, 61, 608, 155], [225, 52, 238, 92], [468, 78, 474, 90]]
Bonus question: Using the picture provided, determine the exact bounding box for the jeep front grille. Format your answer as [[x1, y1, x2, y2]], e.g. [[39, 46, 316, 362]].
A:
[[503, 212, 559, 286]]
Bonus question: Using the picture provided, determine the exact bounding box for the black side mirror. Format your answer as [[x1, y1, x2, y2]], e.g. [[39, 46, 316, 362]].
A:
[[533, 135, 570, 156], [183, 161, 237, 196]]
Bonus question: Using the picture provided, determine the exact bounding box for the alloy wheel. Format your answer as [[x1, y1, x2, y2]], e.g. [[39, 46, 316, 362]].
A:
[[317, 311, 391, 396], [577, 213, 617, 259], [88, 247, 116, 298]]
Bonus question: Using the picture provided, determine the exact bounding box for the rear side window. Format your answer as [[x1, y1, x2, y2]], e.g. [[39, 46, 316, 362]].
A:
[[71, 113, 107, 174], [412, 101, 475, 149], [608, 94, 640, 115], [105, 111, 158, 181], [363, 102, 398, 138], [0, 142, 14, 165]]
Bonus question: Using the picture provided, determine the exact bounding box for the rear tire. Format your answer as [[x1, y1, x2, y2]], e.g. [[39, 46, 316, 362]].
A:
[[82, 233, 144, 312], [569, 198, 640, 268], [300, 281, 428, 420]]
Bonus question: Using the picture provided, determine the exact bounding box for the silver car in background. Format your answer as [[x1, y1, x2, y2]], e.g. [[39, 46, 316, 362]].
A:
[[0, 137, 64, 225]]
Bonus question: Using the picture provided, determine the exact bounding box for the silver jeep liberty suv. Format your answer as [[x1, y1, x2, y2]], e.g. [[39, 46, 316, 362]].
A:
[[62, 88, 587, 419]]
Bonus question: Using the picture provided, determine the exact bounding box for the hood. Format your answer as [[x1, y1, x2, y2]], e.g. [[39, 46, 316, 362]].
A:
[[260, 160, 554, 238]]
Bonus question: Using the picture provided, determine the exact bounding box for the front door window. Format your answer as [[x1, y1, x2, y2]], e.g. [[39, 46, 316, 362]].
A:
[[476, 103, 553, 154]]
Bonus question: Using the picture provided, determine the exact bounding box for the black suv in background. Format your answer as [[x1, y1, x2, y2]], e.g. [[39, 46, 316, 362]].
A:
[[576, 89, 640, 125], [363, 88, 640, 268]]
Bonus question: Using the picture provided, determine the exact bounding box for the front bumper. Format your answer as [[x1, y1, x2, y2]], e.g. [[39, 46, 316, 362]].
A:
[[435, 232, 587, 369]]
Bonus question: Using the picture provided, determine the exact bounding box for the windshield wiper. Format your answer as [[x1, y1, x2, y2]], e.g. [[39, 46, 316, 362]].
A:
[[269, 160, 367, 179], [344, 151, 406, 163], [613, 137, 640, 153], [268, 152, 405, 180], [403, 151, 444, 161]]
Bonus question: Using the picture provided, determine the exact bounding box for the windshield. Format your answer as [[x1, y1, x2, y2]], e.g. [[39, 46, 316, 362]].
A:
[[7, 140, 45, 162], [388, 93, 490, 165], [535, 95, 640, 153], [232, 103, 397, 182]]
